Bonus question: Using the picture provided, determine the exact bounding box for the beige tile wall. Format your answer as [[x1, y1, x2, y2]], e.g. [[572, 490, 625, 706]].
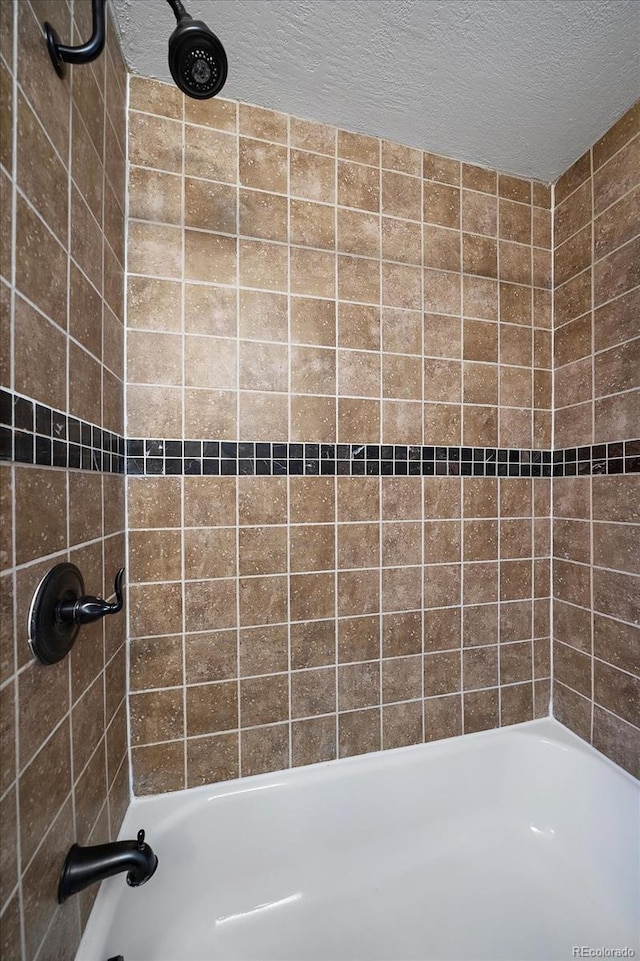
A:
[[125, 77, 552, 794], [552, 102, 639, 778], [127, 473, 552, 790], [0, 2, 127, 957], [126, 78, 553, 449]]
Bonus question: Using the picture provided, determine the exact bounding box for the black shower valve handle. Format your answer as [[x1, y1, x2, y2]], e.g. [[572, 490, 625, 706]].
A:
[[56, 568, 125, 626]]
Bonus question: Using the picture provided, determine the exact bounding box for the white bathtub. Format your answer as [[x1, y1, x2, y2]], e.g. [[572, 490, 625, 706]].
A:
[[77, 719, 639, 961]]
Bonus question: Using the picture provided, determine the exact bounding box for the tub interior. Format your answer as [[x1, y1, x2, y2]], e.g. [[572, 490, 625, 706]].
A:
[[77, 719, 640, 961]]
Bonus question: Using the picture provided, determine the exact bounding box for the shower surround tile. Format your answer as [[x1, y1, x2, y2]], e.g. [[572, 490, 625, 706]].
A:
[[552, 101, 640, 778], [1, 2, 128, 957], [125, 74, 555, 795], [0, 50, 622, 888], [122, 85, 640, 784]]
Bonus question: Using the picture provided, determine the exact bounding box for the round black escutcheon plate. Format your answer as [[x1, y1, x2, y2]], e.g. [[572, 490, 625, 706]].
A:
[[28, 563, 84, 665]]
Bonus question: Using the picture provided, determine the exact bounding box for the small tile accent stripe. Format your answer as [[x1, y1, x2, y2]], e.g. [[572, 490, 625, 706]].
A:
[[126, 440, 554, 477], [0, 389, 125, 474], [552, 441, 640, 477], [2, 390, 637, 478], [125, 439, 640, 478]]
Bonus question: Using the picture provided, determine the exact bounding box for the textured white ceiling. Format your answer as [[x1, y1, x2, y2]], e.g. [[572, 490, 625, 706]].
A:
[[111, 0, 640, 182]]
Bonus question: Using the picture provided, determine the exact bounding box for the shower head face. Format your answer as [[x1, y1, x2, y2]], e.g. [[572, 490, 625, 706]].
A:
[[168, 17, 227, 99]]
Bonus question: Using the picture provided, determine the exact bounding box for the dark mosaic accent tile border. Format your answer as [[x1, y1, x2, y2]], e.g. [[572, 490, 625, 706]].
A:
[[2, 390, 637, 479], [552, 441, 640, 477], [125, 439, 640, 477], [126, 440, 551, 477], [0, 389, 125, 474]]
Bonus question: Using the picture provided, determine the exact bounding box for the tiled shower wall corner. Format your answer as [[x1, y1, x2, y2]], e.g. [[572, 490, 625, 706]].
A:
[[125, 76, 554, 794], [0, 2, 127, 958], [552, 102, 640, 777], [0, 29, 636, 961]]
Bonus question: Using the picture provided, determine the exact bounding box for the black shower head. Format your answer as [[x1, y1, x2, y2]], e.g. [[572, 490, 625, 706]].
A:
[[166, 0, 227, 99]]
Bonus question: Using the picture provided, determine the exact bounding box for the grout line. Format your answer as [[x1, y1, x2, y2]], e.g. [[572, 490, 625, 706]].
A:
[[529, 190, 535, 717], [123, 69, 134, 808], [130, 688, 488, 739], [552, 685, 640, 732], [10, 258, 122, 377], [589, 146, 596, 746], [102, 8, 118, 848], [553, 640, 640, 682], [285, 109, 292, 771], [333, 123, 340, 761], [128, 559, 565, 585], [2, 663, 127, 812], [66, 8, 78, 870], [119, 601, 556, 638], [13, 71, 125, 223], [1, 530, 123, 581], [495, 188, 502, 730], [234, 98, 242, 781], [553, 284, 639, 336], [126, 639, 553, 696], [555, 255, 639, 302], [179, 80, 188, 790], [130, 209, 554, 260], [377, 138, 383, 752], [420, 162, 427, 744], [19, 707, 121, 886], [124, 381, 576, 401], [98, 7, 111, 844], [554, 182, 639, 252], [126, 666, 571, 756], [457, 163, 465, 736], [549, 178, 556, 722], [125, 267, 546, 300], [555, 131, 639, 210], [9, 1, 26, 954]]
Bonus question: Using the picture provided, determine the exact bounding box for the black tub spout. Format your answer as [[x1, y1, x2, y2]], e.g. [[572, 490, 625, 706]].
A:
[[58, 829, 158, 903]]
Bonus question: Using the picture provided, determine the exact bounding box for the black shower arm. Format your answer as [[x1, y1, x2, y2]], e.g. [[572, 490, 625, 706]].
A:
[[45, 0, 184, 73], [46, 0, 106, 69]]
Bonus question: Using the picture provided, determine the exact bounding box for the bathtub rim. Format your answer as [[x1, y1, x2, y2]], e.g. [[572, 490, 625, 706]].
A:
[[126, 716, 639, 815]]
